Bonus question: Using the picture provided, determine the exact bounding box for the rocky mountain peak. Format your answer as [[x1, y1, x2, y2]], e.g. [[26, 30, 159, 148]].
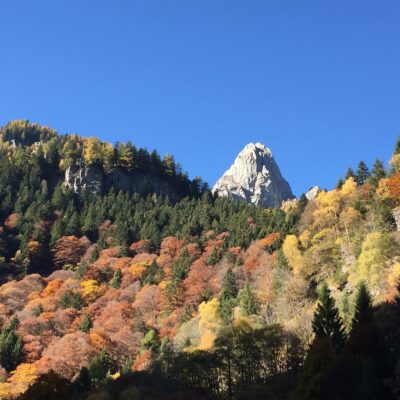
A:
[[212, 142, 294, 207]]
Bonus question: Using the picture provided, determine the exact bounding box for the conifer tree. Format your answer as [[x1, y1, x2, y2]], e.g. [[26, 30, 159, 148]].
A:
[[368, 159, 386, 187], [65, 211, 80, 236], [0, 317, 24, 371], [345, 167, 355, 180], [220, 268, 238, 322], [110, 269, 122, 289], [356, 161, 370, 185], [79, 315, 92, 333], [352, 281, 372, 329], [239, 283, 258, 316], [312, 283, 346, 352], [335, 178, 344, 189], [394, 136, 400, 155]]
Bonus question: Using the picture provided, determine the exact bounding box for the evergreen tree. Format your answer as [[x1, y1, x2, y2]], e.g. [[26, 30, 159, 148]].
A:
[[50, 219, 64, 246], [99, 348, 116, 374], [368, 159, 386, 187], [88, 356, 107, 383], [60, 291, 85, 310], [356, 161, 370, 185], [141, 329, 160, 351], [352, 281, 372, 329], [65, 211, 80, 236], [335, 178, 344, 189], [345, 167, 355, 180], [312, 283, 346, 352], [0, 317, 24, 371], [110, 269, 122, 289], [79, 315, 92, 333], [394, 136, 400, 155], [220, 269, 238, 322], [32, 303, 44, 317], [239, 283, 258, 316], [89, 245, 100, 263], [143, 260, 163, 285]]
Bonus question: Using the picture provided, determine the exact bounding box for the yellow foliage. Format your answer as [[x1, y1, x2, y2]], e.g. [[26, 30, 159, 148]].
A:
[[198, 330, 217, 350], [376, 178, 391, 200], [313, 189, 341, 228], [0, 363, 38, 399], [355, 232, 389, 292], [110, 371, 121, 380], [388, 263, 400, 288], [299, 229, 311, 249], [340, 177, 357, 197], [282, 235, 303, 275], [390, 153, 400, 173], [80, 279, 104, 302], [281, 200, 298, 213], [198, 298, 222, 350], [311, 228, 334, 245], [129, 261, 149, 280], [158, 280, 168, 290], [83, 137, 103, 166]]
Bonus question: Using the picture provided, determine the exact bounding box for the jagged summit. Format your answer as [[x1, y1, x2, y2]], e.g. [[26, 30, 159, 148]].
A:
[[213, 142, 294, 207]]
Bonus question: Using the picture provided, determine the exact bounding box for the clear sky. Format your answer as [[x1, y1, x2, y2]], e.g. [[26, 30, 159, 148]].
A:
[[1, 1, 399, 196]]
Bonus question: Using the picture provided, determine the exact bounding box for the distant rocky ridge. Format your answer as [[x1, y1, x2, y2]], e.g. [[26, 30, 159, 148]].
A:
[[213, 143, 294, 207]]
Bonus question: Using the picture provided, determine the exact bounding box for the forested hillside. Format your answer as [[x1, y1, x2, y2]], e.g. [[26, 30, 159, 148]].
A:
[[0, 121, 399, 399]]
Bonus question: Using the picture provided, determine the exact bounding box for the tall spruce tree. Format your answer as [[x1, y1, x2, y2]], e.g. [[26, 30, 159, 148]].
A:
[[356, 161, 370, 185], [368, 159, 386, 187], [239, 283, 258, 316], [220, 269, 238, 322], [312, 283, 346, 352], [352, 281, 372, 329]]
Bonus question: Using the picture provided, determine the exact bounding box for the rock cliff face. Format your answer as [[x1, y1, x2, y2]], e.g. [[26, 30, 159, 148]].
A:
[[213, 143, 294, 207], [65, 164, 181, 201]]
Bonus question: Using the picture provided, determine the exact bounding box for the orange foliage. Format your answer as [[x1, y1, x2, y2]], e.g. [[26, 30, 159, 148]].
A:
[[388, 173, 400, 204], [43, 279, 63, 297], [183, 259, 214, 307], [133, 349, 153, 371], [259, 232, 281, 248], [4, 213, 19, 230], [132, 285, 165, 327], [111, 257, 132, 271], [36, 332, 95, 379], [51, 236, 90, 269], [129, 240, 151, 254], [89, 330, 108, 351], [160, 236, 183, 259]]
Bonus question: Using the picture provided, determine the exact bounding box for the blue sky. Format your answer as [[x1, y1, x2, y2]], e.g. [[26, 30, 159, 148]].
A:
[[1, 1, 399, 196]]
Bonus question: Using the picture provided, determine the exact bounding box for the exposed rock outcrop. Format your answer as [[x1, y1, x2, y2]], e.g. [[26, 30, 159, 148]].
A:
[[65, 164, 104, 195], [393, 207, 400, 231], [213, 143, 294, 207], [65, 164, 181, 201], [305, 186, 320, 200]]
